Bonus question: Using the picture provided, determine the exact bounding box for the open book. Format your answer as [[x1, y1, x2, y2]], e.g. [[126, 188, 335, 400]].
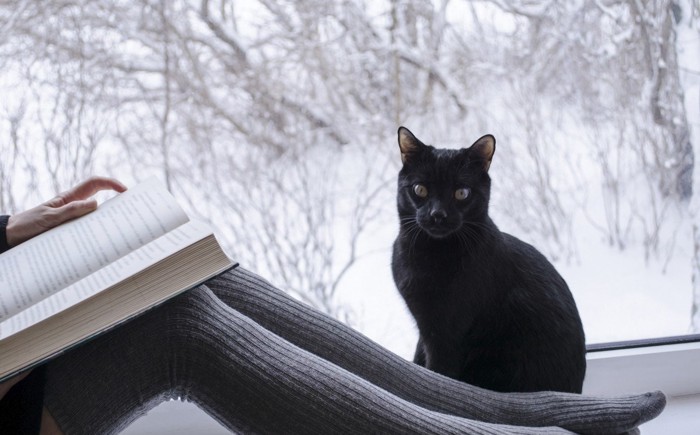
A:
[[0, 179, 235, 381]]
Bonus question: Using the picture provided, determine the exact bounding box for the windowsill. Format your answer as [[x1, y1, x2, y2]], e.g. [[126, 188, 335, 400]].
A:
[[586, 333, 700, 352], [584, 334, 700, 434]]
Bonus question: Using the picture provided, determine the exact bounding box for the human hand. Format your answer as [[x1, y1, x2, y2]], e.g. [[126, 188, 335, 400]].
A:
[[6, 176, 127, 247]]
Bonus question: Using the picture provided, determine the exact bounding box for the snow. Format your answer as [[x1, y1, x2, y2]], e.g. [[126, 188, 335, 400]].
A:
[[335, 193, 693, 360]]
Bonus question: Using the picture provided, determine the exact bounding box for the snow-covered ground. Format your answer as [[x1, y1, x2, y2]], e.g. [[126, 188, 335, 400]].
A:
[[335, 210, 694, 361]]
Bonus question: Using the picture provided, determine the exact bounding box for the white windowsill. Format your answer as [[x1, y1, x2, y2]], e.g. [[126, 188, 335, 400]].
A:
[[584, 337, 700, 434]]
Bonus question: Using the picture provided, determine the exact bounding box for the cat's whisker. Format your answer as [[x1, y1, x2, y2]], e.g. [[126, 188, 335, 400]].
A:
[[458, 229, 473, 247], [407, 225, 422, 257], [397, 216, 423, 257], [464, 221, 494, 233], [457, 228, 478, 257]]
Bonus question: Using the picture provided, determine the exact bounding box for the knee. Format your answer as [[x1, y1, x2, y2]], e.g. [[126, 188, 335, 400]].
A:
[[206, 267, 274, 296], [161, 284, 254, 359], [162, 285, 220, 339]]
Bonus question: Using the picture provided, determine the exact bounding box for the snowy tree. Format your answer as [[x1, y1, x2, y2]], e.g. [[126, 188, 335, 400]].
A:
[[0, 0, 698, 330], [0, 0, 394, 318], [0, 0, 470, 319], [674, 0, 700, 331]]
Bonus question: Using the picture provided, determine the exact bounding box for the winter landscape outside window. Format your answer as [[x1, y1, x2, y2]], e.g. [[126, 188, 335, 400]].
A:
[[0, 0, 698, 358]]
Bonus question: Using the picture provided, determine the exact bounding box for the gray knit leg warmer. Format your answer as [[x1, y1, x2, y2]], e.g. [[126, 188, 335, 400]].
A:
[[43, 285, 570, 434], [206, 268, 666, 435]]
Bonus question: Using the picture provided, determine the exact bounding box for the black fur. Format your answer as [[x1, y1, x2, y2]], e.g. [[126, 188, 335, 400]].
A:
[[391, 127, 586, 393]]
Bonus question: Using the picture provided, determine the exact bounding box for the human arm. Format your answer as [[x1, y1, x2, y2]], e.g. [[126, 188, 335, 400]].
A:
[[0, 215, 10, 254], [4, 176, 127, 248], [0, 176, 127, 402], [0, 216, 22, 400]]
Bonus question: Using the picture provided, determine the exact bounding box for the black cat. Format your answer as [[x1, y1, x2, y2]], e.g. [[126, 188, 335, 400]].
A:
[[391, 127, 586, 393]]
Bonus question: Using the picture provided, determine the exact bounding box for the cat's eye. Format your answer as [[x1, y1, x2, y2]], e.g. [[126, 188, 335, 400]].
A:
[[413, 184, 428, 198], [454, 188, 470, 201]]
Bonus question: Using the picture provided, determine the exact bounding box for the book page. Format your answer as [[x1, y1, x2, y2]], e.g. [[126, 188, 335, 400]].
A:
[[0, 178, 188, 321], [0, 220, 213, 339]]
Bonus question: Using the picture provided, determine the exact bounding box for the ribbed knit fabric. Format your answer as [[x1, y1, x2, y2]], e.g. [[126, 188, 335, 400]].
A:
[[43, 286, 571, 434], [41, 268, 665, 434], [206, 268, 666, 435]]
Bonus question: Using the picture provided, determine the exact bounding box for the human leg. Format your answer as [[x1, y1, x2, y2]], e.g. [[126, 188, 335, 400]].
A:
[[43, 285, 569, 435], [207, 267, 665, 435]]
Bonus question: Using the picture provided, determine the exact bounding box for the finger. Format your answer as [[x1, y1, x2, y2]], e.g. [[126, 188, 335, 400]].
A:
[[46, 176, 127, 207], [51, 199, 99, 225], [61, 176, 127, 203]]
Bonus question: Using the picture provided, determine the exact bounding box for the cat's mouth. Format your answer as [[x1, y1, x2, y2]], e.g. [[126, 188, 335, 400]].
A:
[[419, 222, 460, 239]]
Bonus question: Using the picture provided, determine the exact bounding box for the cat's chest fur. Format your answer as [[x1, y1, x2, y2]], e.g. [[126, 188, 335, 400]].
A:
[[392, 236, 496, 333], [391, 226, 518, 365]]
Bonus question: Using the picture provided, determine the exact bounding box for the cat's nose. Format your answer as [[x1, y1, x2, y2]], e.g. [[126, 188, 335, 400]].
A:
[[430, 209, 447, 223]]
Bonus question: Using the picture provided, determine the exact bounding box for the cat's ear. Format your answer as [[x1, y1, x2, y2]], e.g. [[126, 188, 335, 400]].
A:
[[468, 134, 496, 172], [398, 127, 425, 164]]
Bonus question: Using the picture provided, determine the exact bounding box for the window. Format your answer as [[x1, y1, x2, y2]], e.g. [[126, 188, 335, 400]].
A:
[[1, 1, 697, 433]]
